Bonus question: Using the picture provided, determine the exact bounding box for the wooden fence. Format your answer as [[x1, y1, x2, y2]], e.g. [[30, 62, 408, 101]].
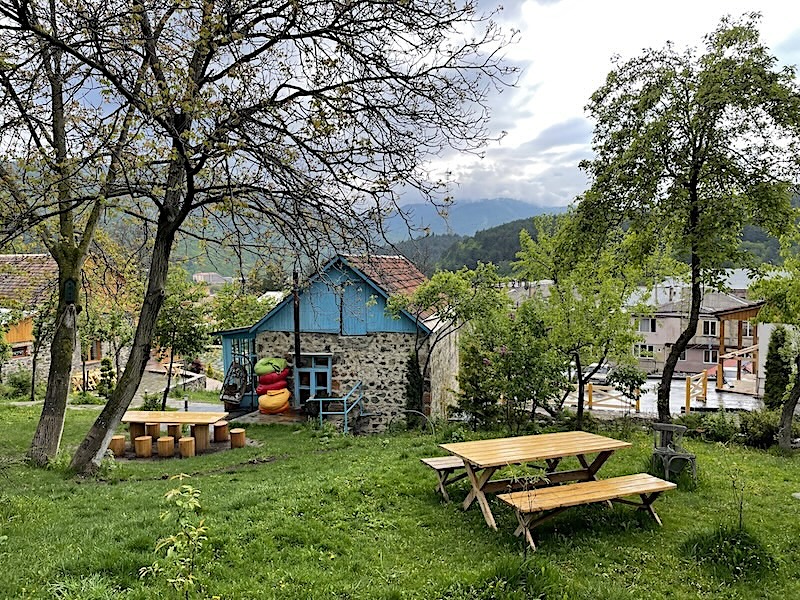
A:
[[684, 370, 708, 413], [566, 383, 640, 412]]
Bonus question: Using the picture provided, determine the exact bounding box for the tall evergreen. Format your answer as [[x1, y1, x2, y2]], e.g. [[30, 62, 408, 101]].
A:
[[763, 326, 791, 410]]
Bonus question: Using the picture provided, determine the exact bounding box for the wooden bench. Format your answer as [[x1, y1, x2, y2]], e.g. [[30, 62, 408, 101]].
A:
[[498, 473, 677, 550], [420, 456, 467, 502]]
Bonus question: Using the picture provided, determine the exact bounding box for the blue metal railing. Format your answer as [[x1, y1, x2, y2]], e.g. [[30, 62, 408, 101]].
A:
[[313, 381, 365, 434]]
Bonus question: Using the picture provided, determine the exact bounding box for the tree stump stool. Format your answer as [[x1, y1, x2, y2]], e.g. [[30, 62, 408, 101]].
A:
[[214, 420, 230, 443], [230, 428, 246, 448], [109, 435, 126, 458], [157, 436, 175, 458], [179, 436, 196, 458], [145, 423, 160, 438], [129, 422, 146, 446], [167, 423, 181, 441], [134, 435, 152, 458], [190, 424, 210, 453]]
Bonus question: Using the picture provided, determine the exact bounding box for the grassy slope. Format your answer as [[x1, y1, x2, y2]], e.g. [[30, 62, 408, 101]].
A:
[[1, 405, 799, 599]]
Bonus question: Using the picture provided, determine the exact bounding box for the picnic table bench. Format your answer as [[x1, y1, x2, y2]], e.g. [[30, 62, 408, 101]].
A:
[[498, 473, 677, 550], [420, 456, 466, 502]]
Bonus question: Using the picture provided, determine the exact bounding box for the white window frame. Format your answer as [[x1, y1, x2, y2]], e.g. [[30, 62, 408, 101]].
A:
[[703, 349, 719, 364], [702, 320, 717, 336], [637, 318, 656, 333], [742, 321, 753, 337], [634, 344, 655, 358]]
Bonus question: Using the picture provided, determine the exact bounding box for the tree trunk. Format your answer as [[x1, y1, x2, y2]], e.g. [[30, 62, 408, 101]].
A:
[[27, 300, 77, 465], [657, 202, 702, 420], [574, 354, 584, 430], [778, 356, 800, 451], [70, 220, 178, 473], [161, 340, 175, 411]]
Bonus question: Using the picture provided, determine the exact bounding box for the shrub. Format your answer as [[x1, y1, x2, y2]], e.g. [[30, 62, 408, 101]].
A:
[[738, 409, 780, 449], [684, 524, 776, 581], [70, 391, 105, 405], [702, 410, 739, 443], [6, 369, 32, 398], [140, 391, 162, 411], [97, 357, 115, 399], [763, 325, 791, 410]]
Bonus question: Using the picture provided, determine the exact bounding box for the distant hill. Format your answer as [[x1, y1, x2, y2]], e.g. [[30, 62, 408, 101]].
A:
[[386, 198, 565, 239]]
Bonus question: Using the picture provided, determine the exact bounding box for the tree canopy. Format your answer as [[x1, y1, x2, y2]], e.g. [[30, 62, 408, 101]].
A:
[[577, 14, 800, 420]]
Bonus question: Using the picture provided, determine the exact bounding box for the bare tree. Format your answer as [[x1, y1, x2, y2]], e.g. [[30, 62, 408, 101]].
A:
[[0, 0, 515, 472]]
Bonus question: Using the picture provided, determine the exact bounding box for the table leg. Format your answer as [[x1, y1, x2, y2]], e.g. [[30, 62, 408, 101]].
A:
[[579, 450, 615, 507], [192, 424, 210, 452], [462, 462, 499, 530]]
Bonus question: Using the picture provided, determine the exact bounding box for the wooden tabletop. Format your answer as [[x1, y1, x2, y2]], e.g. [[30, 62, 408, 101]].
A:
[[122, 411, 228, 425], [440, 431, 632, 468]]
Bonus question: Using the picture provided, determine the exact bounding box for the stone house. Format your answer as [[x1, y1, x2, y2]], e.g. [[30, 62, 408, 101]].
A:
[[218, 254, 437, 431]]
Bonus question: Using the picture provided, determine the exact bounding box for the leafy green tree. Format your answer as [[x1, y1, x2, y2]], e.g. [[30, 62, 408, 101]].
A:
[[763, 325, 791, 410], [154, 268, 210, 410], [751, 237, 800, 450], [0, 0, 512, 472], [389, 263, 509, 418], [210, 284, 274, 332], [577, 14, 800, 421], [513, 215, 649, 429], [457, 300, 565, 433]]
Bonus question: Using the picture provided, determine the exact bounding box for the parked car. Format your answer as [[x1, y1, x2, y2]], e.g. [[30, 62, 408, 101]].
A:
[[585, 363, 612, 384]]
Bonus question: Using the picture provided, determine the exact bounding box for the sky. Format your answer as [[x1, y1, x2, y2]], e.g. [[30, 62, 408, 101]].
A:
[[431, 0, 800, 208]]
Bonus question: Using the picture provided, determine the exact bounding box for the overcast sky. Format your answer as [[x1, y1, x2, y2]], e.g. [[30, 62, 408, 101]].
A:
[[429, 0, 800, 208]]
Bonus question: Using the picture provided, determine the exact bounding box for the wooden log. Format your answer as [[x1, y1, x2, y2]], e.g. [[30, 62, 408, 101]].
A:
[[230, 427, 246, 449], [109, 435, 126, 458], [167, 423, 181, 441], [157, 436, 175, 458], [179, 436, 195, 458], [191, 424, 210, 452], [129, 422, 146, 445], [213, 420, 230, 443], [145, 422, 160, 438], [134, 435, 152, 458]]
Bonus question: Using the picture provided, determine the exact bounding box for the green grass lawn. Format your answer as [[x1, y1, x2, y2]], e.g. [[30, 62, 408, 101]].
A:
[[1, 405, 799, 599]]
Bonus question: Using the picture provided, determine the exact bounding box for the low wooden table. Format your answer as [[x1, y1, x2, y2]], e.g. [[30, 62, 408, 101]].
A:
[[122, 411, 228, 453], [440, 431, 632, 529]]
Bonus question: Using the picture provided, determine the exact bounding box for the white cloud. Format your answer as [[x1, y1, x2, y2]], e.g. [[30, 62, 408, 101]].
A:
[[433, 0, 800, 207]]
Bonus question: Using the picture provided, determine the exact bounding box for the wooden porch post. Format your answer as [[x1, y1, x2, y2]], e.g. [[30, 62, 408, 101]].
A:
[[716, 319, 725, 391]]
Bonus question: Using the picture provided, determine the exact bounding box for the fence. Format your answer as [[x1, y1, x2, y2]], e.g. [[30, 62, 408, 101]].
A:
[[566, 383, 640, 412], [684, 370, 708, 413]]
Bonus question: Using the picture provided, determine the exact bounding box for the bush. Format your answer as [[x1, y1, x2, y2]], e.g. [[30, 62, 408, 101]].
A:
[[674, 412, 705, 435], [6, 369, 32, 398], [684, 524, 776, 581], [738, 410, 780, 449], [763, 325, 791, 410], [702, 410, 739, 443], [140, 392, 161, 411], [70, 391, 105, 406]]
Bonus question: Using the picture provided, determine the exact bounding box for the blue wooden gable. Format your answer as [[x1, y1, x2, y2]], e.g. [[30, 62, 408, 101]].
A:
[[248, 257, 429, 336]]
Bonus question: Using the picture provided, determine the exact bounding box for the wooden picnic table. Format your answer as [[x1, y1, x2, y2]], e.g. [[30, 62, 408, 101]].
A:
[[439, 431, 632, 529], [122, 411, 228, 453]]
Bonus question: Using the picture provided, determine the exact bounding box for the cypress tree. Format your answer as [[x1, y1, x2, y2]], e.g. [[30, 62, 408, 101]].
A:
[[763, 325, 791, 410]]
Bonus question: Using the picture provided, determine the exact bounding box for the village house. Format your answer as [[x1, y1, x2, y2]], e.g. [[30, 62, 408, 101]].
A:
[[217, 254, 461, 431]]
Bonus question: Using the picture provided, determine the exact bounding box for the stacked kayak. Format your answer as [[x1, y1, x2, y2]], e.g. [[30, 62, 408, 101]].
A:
[[254, 357, 291, 414]]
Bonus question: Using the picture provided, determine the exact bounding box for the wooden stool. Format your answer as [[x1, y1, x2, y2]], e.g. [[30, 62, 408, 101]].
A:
[[134, 435, 152, 458], [145, 422, 160, 438], [190, 424, 210, 453], [230, 428, 246, 448], [167, 423, 181, 441], [179, 436, 196, 458], [109, 435, 126, 458], [214, 420, 230, 443], [129, 422, 145, 445], [157, 436, 175, 458]]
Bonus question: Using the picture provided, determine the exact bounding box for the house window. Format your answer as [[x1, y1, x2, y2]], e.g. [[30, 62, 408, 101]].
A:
[[679, 350, 686, 361], [11, 345, 29, 358], [703, 349, 719, 364], [637, 318, 656, 333], [742, 321, 753, 337], [295, 353, 333, 403], [634, 344, 655, 358], [702, 320, 717, 336]]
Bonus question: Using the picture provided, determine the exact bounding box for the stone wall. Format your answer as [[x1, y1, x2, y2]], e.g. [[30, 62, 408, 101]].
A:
[[428, 329, 461, 419], [255, 331, 423, 432]]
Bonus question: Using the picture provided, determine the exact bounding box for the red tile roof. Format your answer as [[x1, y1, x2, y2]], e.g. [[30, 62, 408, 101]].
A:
[[342, 254, 426, 297], [0, 254, 57, 305]]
